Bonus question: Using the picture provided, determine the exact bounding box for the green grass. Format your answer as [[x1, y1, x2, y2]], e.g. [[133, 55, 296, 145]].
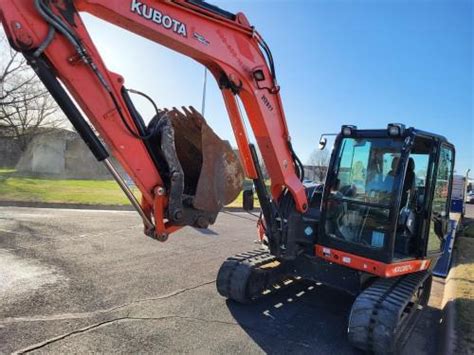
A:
[[0, 169, 135, 205], [453, 235, 474, 354], [226, 190, 261, 208], [463, 223, 474, 238], [0, 169, 261, 208]]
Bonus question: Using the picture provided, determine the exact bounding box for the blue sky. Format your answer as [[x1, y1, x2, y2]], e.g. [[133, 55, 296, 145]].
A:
[[82, 0, 473, 175]]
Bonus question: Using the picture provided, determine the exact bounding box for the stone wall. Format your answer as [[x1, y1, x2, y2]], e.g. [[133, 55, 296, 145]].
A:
[[0, 137, 22, 168], [16, 129, 123, 180]]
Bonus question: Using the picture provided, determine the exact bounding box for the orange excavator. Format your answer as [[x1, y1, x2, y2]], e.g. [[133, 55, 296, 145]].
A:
[[0, 1, 455, 353]]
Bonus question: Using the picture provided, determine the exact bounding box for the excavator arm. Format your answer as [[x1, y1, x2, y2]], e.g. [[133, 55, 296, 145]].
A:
[[0, 0, 308, 245]]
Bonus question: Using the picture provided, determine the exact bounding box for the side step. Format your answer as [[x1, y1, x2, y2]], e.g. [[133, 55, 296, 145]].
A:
[[216, 249, 288, 303], [348, 271, 432, 354]]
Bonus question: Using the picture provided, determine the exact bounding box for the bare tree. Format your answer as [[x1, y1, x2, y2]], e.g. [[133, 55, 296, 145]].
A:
[[307, 149, 330, 182], [0, 33, 65, 151]]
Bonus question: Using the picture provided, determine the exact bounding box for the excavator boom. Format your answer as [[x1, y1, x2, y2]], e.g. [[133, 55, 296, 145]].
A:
[[0, 0, 308, 240]]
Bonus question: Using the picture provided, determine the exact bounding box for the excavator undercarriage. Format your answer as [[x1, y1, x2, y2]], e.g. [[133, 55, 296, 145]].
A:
[[217, 248, 433, 354]]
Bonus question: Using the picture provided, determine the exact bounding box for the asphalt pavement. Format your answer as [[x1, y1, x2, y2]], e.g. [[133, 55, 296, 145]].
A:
[[0, 207, 445, 354]]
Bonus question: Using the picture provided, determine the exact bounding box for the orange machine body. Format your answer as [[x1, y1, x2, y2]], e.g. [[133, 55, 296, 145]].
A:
[[0, 0, 308, 237]]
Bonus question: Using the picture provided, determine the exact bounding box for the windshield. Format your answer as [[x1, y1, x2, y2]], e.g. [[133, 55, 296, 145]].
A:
[[324, 137, 404, 249], [331, 137, 404, 205]]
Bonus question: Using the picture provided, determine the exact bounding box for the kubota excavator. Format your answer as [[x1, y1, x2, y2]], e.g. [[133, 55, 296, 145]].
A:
[[0, 1, 455, 353]]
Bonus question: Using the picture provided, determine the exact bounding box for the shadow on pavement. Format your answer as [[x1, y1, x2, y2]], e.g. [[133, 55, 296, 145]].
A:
[[226, 280, 361, 354], [444, 298, 474, 354], [192, 227, 219, 236], [226, 278, 444, 354]]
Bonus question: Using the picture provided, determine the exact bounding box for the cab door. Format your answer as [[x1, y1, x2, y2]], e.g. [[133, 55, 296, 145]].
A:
[[426, 144, 455, 254]]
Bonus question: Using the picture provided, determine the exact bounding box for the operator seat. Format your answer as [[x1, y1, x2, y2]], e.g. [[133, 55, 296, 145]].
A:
[[387, 156, 400, 177]]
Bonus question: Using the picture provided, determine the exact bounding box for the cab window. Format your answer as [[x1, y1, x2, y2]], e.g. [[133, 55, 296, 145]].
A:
[[393, 138, 432, 259], [427, 145, 453, 253], [326, 138, 403, 250]]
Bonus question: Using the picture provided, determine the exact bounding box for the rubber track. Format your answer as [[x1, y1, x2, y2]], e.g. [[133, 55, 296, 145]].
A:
[[216, 249, 277, 303], [348, 271, 431, 354]]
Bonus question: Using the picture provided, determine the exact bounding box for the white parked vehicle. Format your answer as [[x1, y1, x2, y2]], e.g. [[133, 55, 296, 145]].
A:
[[466, 191, 474, 204]]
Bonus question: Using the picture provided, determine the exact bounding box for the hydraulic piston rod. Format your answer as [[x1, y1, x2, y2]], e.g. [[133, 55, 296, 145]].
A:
[[28, 55, 155, 233], [102, 159, 155, 233]]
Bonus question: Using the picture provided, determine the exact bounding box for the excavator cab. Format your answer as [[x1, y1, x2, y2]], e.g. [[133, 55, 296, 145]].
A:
[[220, 124, 455, 352], [319, 124, 455, 265]]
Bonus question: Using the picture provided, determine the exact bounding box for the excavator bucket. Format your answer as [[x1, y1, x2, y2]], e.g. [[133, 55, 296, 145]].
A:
[[164, 107, 244, 213]]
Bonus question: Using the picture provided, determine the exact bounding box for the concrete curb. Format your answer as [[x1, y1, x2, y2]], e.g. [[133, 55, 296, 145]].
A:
[[438, 221, 468, 355], [0, 200, 257, 213], [440, 262, 457, 355]]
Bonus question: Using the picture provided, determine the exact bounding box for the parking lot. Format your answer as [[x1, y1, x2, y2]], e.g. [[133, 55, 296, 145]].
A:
[[0, 207, 446, 354]]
